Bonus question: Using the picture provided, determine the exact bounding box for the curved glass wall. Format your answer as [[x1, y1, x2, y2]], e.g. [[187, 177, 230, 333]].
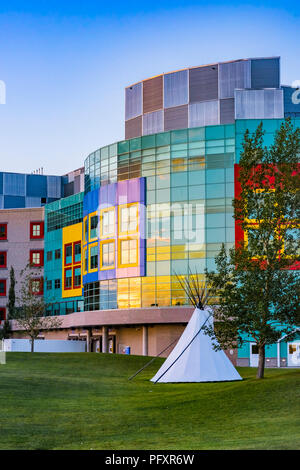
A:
[[84, 125, 236, 310]]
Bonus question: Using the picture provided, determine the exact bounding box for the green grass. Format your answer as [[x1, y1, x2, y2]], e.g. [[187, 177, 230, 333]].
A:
[[0, 352, 299, 450]]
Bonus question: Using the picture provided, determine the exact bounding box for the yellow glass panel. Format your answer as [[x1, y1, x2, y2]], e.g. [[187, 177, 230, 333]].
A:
[[117, 278, 129, 309]]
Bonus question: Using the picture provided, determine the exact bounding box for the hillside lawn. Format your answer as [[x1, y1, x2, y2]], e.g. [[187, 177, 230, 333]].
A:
[[0, 352, 299, 450]]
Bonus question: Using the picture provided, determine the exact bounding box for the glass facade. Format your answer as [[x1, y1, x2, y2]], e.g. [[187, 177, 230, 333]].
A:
[[83, 125, 236, 310]]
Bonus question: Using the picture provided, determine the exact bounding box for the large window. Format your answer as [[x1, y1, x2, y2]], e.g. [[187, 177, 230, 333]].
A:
[[101, 241, 115, 269], [0, 224, 7, 241], [89, 244, 98, 270], [64, 269, 72, 290], [89, 213, 98, 241], [0, 279, 6, 296], [30, 250, 44, 267], [73, 267, 81, 288], [101, 208, 115, 238], [65, 244, 72, 265], [119, 204, 138, 234], [30, 222, 44, 239], [30, 278, 43, 295], [0, 252, 7, 269], [119, 239, 138, 267], [0, 307, 6, 321], [74, 242, 81, 263]]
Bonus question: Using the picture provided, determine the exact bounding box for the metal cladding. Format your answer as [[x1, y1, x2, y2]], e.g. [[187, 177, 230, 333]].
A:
[[124, 57, 290, 139]]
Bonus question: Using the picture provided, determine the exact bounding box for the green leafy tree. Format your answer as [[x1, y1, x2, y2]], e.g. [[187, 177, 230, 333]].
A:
[[7, 266, 16, 318], [206, 119, 300, 379], [0, 319, 11, 340], [14, 264, 62, 352]]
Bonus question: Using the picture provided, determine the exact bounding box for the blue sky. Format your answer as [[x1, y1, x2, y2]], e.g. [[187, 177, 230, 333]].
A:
[[0, 1, 299, 175]]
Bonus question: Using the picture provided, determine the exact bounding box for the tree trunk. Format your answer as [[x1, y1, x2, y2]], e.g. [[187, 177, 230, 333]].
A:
[[31, 338, 34, 353], [256, 344, 265, 379]]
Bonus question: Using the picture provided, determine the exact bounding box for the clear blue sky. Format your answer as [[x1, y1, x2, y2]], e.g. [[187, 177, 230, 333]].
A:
[[0, 1, 299, 175]]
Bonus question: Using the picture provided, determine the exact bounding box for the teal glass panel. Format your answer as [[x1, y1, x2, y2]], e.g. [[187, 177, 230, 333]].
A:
[[188, 171, 205, 186], [171, 129, 188, 144], [130, 137, 141, 151], [142, 134, 156, 149], [188, 185, 205, 200], [171, 172, 188, 187], [206, 183, 225, 199], [118, 140, 129, 154], [156, 132, 170, 147], [206, 125, 225, 140], [226, 227, 235, 242], [188, 127, 205, 142], [206, 169, 225, 184], [206, 213, 226, 228], [206, 227, 226, 243], [171, 187, 188, 202]]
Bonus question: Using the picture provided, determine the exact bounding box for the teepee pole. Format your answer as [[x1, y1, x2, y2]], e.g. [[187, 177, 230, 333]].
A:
[[154, 312, 213, 384], [128, 336, 179, 381]]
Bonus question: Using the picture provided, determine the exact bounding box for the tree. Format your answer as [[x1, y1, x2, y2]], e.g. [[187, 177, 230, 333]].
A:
[[14, 264, 62, 352], [7, 266, 16, 318], [0, 319, 11, 340], [206, 118, 300, 379]]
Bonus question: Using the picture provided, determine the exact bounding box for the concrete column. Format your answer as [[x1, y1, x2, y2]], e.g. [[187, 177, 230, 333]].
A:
[[86, 330, 90, 353], [102, 326, 108, 353], [142, 325, 148, 356]]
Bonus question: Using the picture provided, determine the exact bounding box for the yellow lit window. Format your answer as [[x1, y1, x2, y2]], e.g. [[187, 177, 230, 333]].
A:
[[119, 203, 138, 235], [100, 241, 115, 270], [100, 208, 115, 238], [119, 238, 138, 267]]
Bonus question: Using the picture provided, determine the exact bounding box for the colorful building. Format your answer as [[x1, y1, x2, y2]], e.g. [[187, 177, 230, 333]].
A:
[[2, 57, 300, 366]]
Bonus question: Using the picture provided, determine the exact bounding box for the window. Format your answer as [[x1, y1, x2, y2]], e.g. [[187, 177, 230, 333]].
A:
[[73, 267, 81, 288], [30, 222, 44, 239], [83, 247, 88, 274], [90, 244, 98, 270], [119, 239, 138, 266], [65, 244, 72, 265], [64, 268, 72, 290], [55, 249, 61, 260], [101, 241, 115, 269], [0, 224, 7, 241], [73, 242, 81, 263], [0, 279, 6, 296], [89, 213, 98, 240], [84, 217, 88, 243], [54, 279, 61, 289], [47, 251, 52, 262], [0, 252, 7, 268], [30, 250, 44, 267], [46, 280, 52, 290], [101, 208, 115, 238], [31, 278, 43, 295], [0, 307, 6, 321], [119, 204, 138, 234]]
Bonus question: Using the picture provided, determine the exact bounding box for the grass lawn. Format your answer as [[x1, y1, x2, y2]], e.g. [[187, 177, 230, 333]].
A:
[[0, 352, 299, 450]]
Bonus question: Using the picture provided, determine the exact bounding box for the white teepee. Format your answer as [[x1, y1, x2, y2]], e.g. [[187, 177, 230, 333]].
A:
[[151, 307, 242, 383]]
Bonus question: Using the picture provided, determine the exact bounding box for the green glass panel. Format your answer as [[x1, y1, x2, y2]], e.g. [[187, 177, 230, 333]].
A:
[[118, 140, 129, 154], [142, 134, 156, 149], [129, 137, 141, 151], [156, 131, 170, 146], [188, 127, 205, 142], [171, 129, 188, 144]]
